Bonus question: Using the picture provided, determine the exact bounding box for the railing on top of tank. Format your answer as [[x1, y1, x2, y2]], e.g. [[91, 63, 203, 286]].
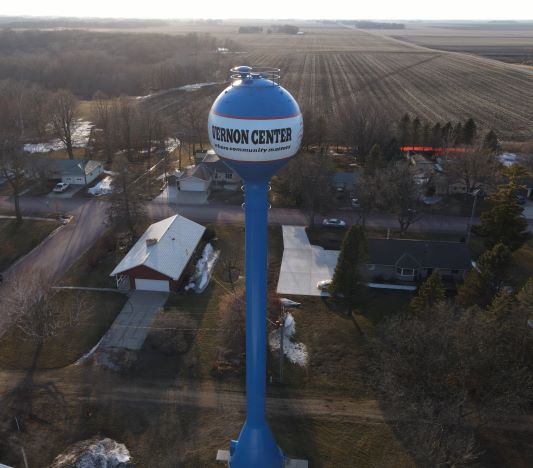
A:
[[230, 66, 280, 85]]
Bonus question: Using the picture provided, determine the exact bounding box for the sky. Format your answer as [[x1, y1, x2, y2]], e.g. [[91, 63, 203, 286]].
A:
[[0, 1, 531, 21]]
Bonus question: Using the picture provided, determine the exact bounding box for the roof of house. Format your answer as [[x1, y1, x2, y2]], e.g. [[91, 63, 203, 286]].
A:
[[182, 164, 213, 182], [367, 238, 471, 271], [333, 172, 357, 187], [200, 152, 236, 174], [34, 157, 103, 176], [110, 215, 206, 279]]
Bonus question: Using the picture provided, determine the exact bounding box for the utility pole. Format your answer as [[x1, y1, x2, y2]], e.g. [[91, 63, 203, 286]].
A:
[[466, 188, 480, 243]]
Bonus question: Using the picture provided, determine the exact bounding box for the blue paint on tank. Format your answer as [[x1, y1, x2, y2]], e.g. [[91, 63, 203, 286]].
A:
[[208, 67, 302, 468], [210, 71, 300, 119]]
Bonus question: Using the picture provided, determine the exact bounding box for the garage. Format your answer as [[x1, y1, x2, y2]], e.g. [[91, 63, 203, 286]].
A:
[[110, 215, 206, 292], [134, 278, 170, 292]]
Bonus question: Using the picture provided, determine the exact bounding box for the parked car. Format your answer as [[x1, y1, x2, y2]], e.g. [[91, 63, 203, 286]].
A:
[[351, 198, 360, 208], [322, 218, 346, 227], [316, 279, 332, 291], [53, 182, 70, 193]]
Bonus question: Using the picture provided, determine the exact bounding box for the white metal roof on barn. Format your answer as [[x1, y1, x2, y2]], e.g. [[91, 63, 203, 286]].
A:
[[110, 215, 205, 280]]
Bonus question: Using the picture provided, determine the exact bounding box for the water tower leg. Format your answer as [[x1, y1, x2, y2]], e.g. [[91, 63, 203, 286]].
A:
[[229, 180, 284, 468]]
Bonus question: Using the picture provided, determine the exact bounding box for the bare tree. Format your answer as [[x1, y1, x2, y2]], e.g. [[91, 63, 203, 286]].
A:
[[92, 91, 115, 163], [339, 96, 392, 158], [107, 153, 147, 240], [49, 89, 79, 160], [4, 272, 89, 343], [443, 146, 499, 194], [219, 243, 242, 291], [380, 164, 422, 234], [367, 298, 532, 466], [0, 141, 29, 222], [277, 152, 335, 227]]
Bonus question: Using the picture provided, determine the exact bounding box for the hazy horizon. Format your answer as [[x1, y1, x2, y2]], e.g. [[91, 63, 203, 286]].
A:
[[0, 0, 531, 22]]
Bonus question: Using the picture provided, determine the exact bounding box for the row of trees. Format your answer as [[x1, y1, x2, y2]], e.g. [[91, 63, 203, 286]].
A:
[[0, 29, 228, 97]]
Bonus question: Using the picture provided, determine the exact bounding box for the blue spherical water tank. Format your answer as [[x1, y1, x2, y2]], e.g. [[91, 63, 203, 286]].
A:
[[208, 66, 303, 179]]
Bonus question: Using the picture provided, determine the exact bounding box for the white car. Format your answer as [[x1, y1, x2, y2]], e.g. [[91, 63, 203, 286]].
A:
[[53, 182, 70, 193], [317, 279, 332, 291], [322, 218, 346, 227]]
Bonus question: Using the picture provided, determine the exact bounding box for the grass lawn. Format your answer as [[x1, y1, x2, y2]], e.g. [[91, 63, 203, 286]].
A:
[[61, 234, 122, 288], [0, 290, 126, 369], [0, 218, 61, 271], [420, 193, 492, 217]]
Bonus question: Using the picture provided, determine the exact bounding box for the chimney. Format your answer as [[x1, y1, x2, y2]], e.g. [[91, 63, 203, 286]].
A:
[[146, 238, 157, 246]]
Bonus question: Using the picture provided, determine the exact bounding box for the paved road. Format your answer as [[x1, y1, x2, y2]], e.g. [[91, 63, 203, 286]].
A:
[[1, 194, 486, 233], [0, 198, 109, 339]]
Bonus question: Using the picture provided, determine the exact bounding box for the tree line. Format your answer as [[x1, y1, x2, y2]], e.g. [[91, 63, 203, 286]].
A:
[[0, 29, 231, 97]]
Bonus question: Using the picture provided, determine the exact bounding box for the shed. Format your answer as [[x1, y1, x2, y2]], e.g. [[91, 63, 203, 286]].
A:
[[110, 215, 205, 292]]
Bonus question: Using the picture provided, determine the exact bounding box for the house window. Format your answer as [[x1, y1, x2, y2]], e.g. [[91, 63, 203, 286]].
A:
[[396, 267, 416, 277], [225, 172, 233, 180]]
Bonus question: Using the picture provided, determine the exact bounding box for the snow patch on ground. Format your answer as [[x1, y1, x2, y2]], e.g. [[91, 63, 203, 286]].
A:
[[269, 313, 308, 366], [88, 176, 113, 196], [23, 120, 93, 153], [137, 82, 223, 101], [50, 437, 132, 468], [184, 243, 220, 293]]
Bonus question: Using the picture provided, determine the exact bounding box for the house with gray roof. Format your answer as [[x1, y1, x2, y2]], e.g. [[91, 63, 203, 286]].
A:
[[365, 238, 471, 285], [194, 149, 242, 189], [33, 157, 103, 185]]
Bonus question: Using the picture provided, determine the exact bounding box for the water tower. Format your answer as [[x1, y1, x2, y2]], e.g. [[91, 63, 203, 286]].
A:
[[208, 66, 303, 467]]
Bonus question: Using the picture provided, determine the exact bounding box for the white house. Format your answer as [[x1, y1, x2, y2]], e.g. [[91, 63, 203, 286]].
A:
[[110, 215, 206, 292], [34, 157, 104, 186], [179, 164, 213, 192]]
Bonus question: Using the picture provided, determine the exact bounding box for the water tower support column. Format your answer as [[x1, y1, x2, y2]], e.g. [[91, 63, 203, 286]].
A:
[[229, 179, 284, 467]]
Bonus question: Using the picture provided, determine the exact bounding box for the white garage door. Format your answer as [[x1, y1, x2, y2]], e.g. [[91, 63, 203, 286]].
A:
[[134, 278, 170, 292]]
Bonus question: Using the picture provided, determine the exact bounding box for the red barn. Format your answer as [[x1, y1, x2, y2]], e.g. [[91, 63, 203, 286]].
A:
[[110, 215, 205, 292]]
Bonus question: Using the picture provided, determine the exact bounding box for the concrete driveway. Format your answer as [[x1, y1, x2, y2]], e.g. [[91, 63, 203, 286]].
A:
[[100, 290, 168, 351], [276, 226, 339, 297]]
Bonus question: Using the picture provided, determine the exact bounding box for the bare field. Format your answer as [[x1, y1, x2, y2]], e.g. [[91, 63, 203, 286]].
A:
[[146, 25, 533, 141], [382, 23, 533, 65]]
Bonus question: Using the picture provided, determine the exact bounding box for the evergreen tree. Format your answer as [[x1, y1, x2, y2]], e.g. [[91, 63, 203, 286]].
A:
[[431, 122, 442, 147], [483, 129, 499, 152], [383, 137, 402, 163], [398, 113, 411, 146], [457, 243, 511, 308], [473, 171, 530, 250], [422, 122, 432, 146], [441, 122, 453, 146], [453, 122, 464, 145], [411, 116, 421, 146], [330, 226, 367, 307], [364, 143, 384, 176], [463, 118, 477, 145], [410, 272, 446, 314]]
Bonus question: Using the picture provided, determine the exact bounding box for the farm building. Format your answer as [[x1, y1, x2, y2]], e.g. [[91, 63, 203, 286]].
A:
[[366, 238, 470, 285], [34, 157, 104, 185], [110, 215, 205, 292]]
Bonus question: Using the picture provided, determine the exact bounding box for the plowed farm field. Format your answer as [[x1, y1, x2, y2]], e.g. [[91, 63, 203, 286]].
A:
[[152, 25, 533, 140]]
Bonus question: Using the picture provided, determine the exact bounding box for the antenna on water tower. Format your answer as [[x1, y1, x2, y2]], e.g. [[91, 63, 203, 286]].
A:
[[209, 66, 304, 467]]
